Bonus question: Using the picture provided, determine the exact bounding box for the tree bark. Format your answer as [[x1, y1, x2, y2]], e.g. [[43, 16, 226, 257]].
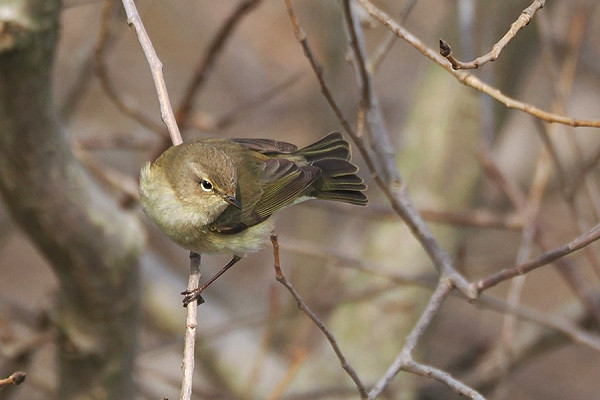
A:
[[0, 1, 143, 399]]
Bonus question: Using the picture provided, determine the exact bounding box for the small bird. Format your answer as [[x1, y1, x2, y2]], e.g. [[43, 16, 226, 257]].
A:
[[139, 132, 367, 305]]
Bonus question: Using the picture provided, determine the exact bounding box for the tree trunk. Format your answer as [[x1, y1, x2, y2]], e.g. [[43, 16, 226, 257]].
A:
[[0, 1, 143, 399]]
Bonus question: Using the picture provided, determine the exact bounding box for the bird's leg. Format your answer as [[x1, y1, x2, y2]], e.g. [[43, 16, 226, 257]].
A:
[[181, 255, 242, 306]]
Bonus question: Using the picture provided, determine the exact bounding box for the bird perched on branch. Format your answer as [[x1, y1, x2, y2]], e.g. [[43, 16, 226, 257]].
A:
[[139, 132, 367, 305]]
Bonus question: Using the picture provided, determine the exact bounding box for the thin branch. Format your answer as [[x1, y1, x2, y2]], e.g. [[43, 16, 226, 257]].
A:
[[403, 280, 452, 356], [357, 0, 600, 128], [0, 372, 27, 388], [176, 0, 263, 129], [368, 281, 484, 400], [121, 0, 182, 145], [402, 361, 485, 400], [439, 0, 546, 70], [270, 234, 369, 399], [473, 223, 600, 293], [342, 0, 474, 297], [179, 252, 202, 400], [476, 148, 600, 326], [288, 0, 476, 299]]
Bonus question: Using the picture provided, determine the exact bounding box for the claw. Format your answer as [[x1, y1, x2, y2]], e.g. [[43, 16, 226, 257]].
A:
[[181, 289, 205, 307]]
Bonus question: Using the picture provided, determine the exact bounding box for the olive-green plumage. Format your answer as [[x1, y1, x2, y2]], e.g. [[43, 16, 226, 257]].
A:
[[139, 132, 367, 257]]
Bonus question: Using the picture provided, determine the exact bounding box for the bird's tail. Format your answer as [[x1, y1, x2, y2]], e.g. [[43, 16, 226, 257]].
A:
[[298, 132, 368, 206]]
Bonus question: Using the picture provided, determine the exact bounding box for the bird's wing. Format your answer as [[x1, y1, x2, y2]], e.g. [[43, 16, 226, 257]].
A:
[[231, 138, 298, 154], [209, 148, 320, 234]]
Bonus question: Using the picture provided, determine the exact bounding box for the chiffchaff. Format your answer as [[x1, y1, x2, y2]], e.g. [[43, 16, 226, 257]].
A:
[[139, 132, 367, 304]]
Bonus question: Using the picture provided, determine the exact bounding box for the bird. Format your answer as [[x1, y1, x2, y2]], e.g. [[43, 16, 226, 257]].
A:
[[139, 132, 367, 305]]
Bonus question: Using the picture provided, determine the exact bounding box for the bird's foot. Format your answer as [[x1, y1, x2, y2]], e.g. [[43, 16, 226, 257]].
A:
[[181, 288, 205, 307]]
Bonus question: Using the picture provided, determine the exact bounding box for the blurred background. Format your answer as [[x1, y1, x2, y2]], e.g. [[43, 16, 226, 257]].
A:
[[1, 0, 600, 399]]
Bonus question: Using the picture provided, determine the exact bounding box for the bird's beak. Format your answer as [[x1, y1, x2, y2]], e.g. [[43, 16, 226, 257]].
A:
[[223, 195, 242, 210]]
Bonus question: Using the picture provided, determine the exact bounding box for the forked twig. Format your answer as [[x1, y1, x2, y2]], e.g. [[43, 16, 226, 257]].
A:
[[439, 0, 546, 70], [368, 281, 484, 400], [357, 0, 600, 128], [285, 0, 475, 300]]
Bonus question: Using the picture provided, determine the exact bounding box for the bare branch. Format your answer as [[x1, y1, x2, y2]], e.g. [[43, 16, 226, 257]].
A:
[[179, 252, 202, 400], [341, 0, 474, 297], [473, 224, 600, 293], [0, 372, 27, 388], [270, 234, 369, 399], [0, 2, 144, 397], [439, 0, 546, 70], [368, 282, 484, 399], [121, 0, 182, 145], [476, 148, 600, 327], [357, 0, 600, 128], [401, 361, 485, 400]]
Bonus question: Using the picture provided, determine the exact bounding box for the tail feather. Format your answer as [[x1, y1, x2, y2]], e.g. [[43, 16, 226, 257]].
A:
[[311, 158, 358, 176], [297, 132, 350, 162], [300, 132, 367, 206], [313, 190, 368, 205]]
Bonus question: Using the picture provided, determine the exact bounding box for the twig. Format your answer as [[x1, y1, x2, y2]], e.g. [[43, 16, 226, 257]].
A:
[[342, 0, 474, 297], [176, 0, 263, 128], [121, 0, 182, 145], [439, 0, 546, 70], [0, 372, 26, 387], [401, 361, 485, 400], [357, 0, 600, 128], [368, 281, 485, 400], [473, 223, 600, 293], [533, 8, 600, 280], [284, 0, 474, 299], [270, 234, 369, 399], [476, 148, 600, 326], [179, 252, 202, 400]]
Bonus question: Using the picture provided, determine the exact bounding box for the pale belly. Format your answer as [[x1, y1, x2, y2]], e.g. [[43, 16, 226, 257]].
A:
[[178, 218, 275, 257]]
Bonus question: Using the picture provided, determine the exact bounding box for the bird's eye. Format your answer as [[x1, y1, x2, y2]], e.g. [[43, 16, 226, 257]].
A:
[[200, 179, 213, 192]]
